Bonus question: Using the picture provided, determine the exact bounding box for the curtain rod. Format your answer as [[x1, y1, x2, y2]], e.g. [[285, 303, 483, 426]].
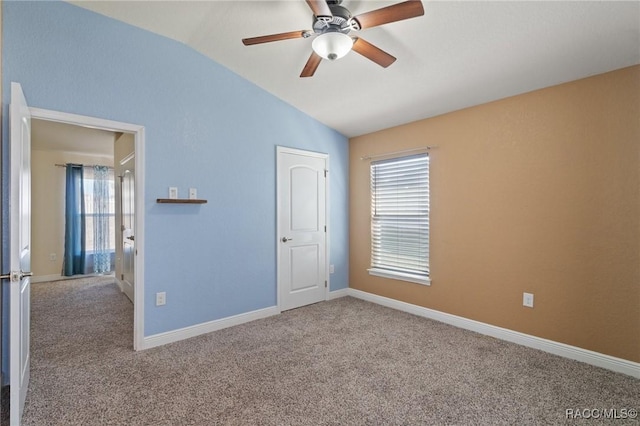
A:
[[360, 146, 432, 161], [55, 163, 114, 169]]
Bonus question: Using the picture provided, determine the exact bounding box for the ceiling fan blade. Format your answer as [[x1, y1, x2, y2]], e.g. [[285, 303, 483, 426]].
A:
[[305, 0, 332, 19], [300, 52, 322, 78], [242, 31, 307, 46], [352, 38, 397, 68], [353, 0, 424, 30]]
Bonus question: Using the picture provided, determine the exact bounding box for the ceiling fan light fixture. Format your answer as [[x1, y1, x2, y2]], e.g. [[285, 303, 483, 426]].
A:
[[312, 32, 353, 61]]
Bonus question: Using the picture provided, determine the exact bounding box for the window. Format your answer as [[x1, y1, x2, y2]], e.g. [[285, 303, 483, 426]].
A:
[[63, 164, 116, 277], [82, 173, 116, 252], [369, 153, 430, 285]]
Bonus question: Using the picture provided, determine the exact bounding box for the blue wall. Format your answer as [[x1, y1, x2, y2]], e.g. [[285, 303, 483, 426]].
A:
[[2, 1, 349, 378]]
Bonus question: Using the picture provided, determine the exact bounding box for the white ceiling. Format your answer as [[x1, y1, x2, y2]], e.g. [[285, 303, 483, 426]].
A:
[[70, 1, 640, 137], [32, 119, 115, 157]]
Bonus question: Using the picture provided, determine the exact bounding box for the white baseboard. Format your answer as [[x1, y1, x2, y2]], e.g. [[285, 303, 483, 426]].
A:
[[32, 273, 116, 283], [138, 286, 638, 378], [348, 288, 640, 379], [142, 306, 280, 350], [327, 288, 349, 300], [142, 291, 348, 350], [31, 274, 63, 283], [115, 278, 124, 293]]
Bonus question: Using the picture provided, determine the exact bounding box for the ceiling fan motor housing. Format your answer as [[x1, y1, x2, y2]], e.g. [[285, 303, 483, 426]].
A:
[[312, 4, 355, 35]]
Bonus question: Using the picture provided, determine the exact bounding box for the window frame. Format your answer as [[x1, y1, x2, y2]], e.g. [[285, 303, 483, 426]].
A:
[[368, 153, 431, 286]]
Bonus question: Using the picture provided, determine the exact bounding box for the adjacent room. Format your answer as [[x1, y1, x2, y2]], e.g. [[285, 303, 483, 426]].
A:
[[31, 120, 117, 282], [1, 1, 638, 424]]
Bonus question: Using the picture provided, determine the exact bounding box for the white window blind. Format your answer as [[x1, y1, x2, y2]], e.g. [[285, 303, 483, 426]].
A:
[[370, 153, 430, 284]]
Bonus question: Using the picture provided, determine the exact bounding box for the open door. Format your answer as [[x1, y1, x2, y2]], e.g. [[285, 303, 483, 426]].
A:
[[114, 132, 135, 303], [9, 82, 32, 425], [121, 166, 135, 303]]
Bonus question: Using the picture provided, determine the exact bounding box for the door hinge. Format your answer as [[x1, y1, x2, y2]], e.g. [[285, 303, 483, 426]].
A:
[[324, 225, 326, 232], [325, 280, 327, 288], [121, 274, 124, 281], [324, 169, 328, 178]]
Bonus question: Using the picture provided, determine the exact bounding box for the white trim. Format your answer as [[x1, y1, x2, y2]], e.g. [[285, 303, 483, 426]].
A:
[[325, 155, 331, 300], [31, 273, 116, 284], [29, 106, 146, 351], [29, 107, 142, 133], [276, 146, 330, 312], [327, 288, 349, 300], [368, 268, 431, 286], [119, 151, 134, 166], [115, 277, 124, 293], [348, 288, 640, 378], [142, 306, 280, 350], [133, 127, 145, 351], [31, 274, 63, 283]]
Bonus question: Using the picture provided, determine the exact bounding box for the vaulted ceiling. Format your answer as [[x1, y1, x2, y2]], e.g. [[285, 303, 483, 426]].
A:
[[70, 1, 640, 137]]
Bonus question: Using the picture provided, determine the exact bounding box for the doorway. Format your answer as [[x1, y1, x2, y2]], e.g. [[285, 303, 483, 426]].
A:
[[29, 106, 145, 351], [31, 120, 117, 283]]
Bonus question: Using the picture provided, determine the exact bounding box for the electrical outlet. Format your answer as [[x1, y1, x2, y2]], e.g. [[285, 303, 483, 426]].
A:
[[156, 292, 166, 306], [169, 187, 178, 199], [329, 264, 335, 274], [189, 188, 197, 199], [523, 292, 534, 308], [49, 253, 57, 262]]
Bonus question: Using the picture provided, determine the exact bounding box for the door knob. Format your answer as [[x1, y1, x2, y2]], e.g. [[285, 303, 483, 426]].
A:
[[127, 236, 135, 241], [281, 237, 293, 243], [0, 271, 33, 281]]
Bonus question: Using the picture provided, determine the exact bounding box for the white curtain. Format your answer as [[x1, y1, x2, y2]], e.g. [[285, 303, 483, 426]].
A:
[[89, 165, 113, 274]]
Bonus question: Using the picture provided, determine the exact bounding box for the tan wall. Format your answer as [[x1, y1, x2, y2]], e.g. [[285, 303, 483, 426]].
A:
[[31, 150, 113, 278], [349, 65, 640, 362]]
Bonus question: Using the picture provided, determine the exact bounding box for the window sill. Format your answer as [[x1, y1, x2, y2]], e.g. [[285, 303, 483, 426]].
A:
[[367, 268, 431, 286]]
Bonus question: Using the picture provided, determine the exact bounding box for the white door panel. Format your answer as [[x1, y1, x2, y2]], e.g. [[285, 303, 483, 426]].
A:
[[121, 166, 135, 303], [290, 244, 321, 291], [277, 148, 328, 311], [9, 82, 32, 426], [290, 167, 320, 231]]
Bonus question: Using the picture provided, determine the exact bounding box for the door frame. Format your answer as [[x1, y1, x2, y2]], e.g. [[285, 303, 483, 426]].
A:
[[275, 146, 330, 312], [29, 107, 146, 351]]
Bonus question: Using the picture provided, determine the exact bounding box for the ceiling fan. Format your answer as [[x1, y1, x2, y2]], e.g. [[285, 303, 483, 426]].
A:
[[242, 0, 425, 78]]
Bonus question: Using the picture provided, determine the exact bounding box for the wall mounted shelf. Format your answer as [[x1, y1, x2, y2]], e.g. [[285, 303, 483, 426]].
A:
[[156, 199, 207, 204]]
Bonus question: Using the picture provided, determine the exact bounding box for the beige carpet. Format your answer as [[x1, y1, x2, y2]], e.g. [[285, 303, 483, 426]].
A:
[[22, 277, 639, 425]]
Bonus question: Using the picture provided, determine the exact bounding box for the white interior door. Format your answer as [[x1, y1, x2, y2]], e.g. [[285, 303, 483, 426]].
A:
[[9, 82, 32, 426], [277, 147, 327, 311], [121, 166, 135, 302]]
